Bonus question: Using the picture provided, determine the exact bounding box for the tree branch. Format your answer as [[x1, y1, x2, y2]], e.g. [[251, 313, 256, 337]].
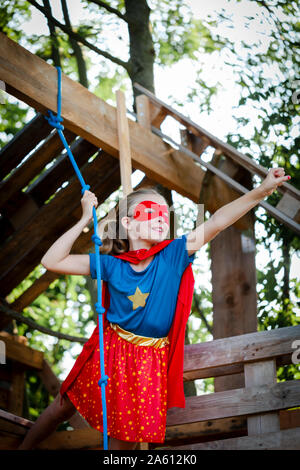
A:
[[27, 0, 130, 71], [0, 300, 88, 343], [87, 0, 127, 22]]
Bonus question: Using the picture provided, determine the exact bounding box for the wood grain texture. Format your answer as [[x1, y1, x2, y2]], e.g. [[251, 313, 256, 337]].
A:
[[166, 379, 300, 426]]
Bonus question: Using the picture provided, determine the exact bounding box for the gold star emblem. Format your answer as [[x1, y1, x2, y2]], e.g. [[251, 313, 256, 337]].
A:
[[127, 286, 150, 310]]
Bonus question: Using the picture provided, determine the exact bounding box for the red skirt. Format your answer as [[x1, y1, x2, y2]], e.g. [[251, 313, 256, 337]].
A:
[[64, 322, 170, 443]]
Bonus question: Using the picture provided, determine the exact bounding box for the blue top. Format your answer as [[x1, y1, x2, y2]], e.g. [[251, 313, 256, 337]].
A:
[[89, 234, 195, 338]]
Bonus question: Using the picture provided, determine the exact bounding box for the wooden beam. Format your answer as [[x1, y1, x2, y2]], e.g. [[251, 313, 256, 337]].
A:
[[164, 417, 247, 445], [0, 332, 43, 370], [0, 129, 75, 210], [116, 89, 133, 196], [0, 408, 33, 429], [166, 379, 300, 426], [166, 427, 300, 450], [0, 113, 51, 180], [0, 33, 203, 203], [136, 94, 151, 131], [28, 138, 99, 205], [183, 325, 300, 380], [0, 151, 120, 297]]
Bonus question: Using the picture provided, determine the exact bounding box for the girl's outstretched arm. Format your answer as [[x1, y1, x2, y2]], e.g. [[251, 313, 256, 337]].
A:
[[41, 190, 98, 275], [186, 167, 291, 256]]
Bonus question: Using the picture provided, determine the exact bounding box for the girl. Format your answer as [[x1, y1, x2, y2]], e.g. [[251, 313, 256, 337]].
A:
[[18, 168, 290, 450]]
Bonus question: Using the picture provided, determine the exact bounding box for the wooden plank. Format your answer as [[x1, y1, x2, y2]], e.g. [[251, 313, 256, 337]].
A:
[[149, 102, 168, 128], [134, 83, 300, 202], [166, 427, 300, 450], [37, 428, 102, 450], [244, 360, 280, 435], [10, 271, 63, 313], [28, 138, 98, 205], [0, 113, 52, 180], [7, 194, 39, 232], [0, 129, 75, 210], [116, 89, 133, 195], [166, 379, 300, 426], [0, 417, 29, 436], [0, 158, 120, 326], [164, 417, 247, 444], [180, 129, 210, 157], [0, 33, 203, 204], [280, 409, 300, 430], [136, 94, 151, 131], [0, 151, 120, 296], [183, 325, 300, 380], [0, 332, 43, 370], [0, 408, 33, 429]]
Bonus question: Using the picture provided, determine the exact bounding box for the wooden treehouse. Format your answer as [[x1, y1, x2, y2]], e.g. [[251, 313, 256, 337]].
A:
[[0, 33, 300, 450]]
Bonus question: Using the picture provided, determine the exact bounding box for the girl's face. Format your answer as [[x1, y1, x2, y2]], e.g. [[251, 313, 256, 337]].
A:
[[124, 195, 170, 242]]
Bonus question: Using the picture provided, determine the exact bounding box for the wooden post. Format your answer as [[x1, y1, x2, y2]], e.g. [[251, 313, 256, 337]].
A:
[[8, 362, 25, 416], [116, 89, 133, 196], [210, 165, 258, 393], [244, 360, 280, 435], [136, 95, 151, 131]]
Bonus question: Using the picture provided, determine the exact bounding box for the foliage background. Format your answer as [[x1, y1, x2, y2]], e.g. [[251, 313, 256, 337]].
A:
[[0, 0, 299, 425]]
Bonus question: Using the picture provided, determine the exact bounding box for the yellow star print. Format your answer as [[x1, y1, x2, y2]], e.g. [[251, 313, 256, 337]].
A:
[[127, 286, 150, 310]]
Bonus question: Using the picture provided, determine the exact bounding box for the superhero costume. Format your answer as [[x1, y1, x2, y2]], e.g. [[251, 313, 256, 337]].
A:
[[60, 235, 195, 410]]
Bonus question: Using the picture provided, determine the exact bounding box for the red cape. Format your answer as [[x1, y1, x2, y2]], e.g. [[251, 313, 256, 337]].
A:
[[60, 239, 195, 409]]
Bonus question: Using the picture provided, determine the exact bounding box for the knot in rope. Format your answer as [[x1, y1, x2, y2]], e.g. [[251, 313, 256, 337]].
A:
[[95, 302, 106, 314], [98, 376, 109, 387], [92, 234, 102, 246], [45, 110, 64, 131]]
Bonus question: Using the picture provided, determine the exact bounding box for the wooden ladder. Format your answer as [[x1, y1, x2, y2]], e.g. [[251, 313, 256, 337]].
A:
[[134, 83, 300, 236]]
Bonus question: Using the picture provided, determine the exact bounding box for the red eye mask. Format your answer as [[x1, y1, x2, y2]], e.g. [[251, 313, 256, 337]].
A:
[[133, 200, 169, 225]]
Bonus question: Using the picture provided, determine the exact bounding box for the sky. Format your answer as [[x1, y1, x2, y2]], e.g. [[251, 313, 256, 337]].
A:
[[9, 0, 300, 382]]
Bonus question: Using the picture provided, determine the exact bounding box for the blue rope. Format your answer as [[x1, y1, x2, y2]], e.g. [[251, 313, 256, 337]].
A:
[[46, 67, 109, 450]]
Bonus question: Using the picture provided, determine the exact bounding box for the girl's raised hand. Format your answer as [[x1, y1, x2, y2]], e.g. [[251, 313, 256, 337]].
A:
[[81, 190, 98, 223], [260, 167, 291, 197]]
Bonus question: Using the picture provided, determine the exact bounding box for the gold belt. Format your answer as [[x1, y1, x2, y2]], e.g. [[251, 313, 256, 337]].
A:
[[109, 322, 169, 349]]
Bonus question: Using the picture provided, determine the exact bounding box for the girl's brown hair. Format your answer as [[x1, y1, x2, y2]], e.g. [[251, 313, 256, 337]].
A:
[[99, 187, 168, 255]]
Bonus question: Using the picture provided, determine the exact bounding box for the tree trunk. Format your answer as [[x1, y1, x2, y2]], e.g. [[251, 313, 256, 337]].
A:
[[43, 0, 61, 68], [60, 0, 89, 88], [125, 0, 155, 107]]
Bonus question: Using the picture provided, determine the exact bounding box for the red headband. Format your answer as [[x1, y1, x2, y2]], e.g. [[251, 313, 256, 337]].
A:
[[133, 200, 169, 225]]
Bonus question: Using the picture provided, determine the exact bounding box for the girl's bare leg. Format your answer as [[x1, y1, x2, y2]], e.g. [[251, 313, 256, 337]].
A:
[[108, 437, 138, 450], [18, 393, 76, 450]]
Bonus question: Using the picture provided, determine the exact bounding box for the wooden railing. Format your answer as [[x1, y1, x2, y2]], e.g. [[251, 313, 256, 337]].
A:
[[162, 324, 300, 450], [1, 325, 300, 450]]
